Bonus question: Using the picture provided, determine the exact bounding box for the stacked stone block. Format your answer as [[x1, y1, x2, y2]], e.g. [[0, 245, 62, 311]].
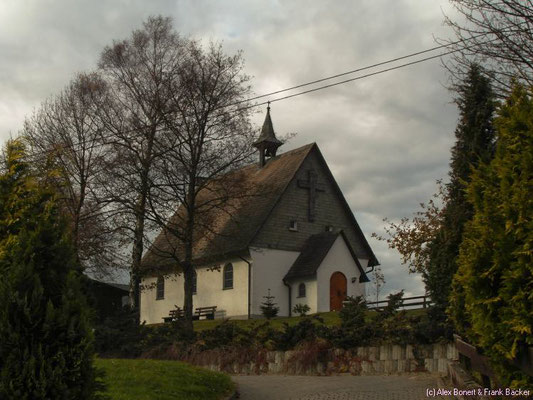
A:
[[201, 343, 458, 375]]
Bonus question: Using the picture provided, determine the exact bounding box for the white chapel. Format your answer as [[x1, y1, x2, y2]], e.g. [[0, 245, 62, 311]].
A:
[[139, 108, 379, 323]]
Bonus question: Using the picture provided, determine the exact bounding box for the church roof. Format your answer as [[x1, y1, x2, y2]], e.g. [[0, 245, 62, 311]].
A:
[[140, 143, 315, 275], [283, 231, 370, 282], [140, 142, 379, 276]]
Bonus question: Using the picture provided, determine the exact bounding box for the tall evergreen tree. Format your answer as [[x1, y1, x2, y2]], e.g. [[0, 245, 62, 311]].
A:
[[449, 84, 533, 388], [424, 64, 496, 310], [0, 140, 99, 399]]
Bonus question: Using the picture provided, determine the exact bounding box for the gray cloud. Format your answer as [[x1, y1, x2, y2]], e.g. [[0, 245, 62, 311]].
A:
[[1, 0, 459, 297]]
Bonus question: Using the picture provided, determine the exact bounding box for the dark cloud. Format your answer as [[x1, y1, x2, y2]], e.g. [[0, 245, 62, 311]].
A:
[[0, 0, 458, 296]]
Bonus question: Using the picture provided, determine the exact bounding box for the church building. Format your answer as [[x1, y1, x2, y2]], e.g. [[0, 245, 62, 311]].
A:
[[139, 107, 379, 324]]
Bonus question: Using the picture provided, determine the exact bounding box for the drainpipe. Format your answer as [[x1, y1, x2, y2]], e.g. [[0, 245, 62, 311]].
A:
[[238, 256, 252, 319], [364, 265, 375, 275], [283, 279, 292, 317]]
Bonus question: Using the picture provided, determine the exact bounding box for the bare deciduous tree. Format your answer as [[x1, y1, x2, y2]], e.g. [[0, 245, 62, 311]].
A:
[[145, 40, 256, 331], [442, 0, 533, 95], [23, 73, 124, 278], [372, 266, 386, 304], [95, 16, 186, 309]]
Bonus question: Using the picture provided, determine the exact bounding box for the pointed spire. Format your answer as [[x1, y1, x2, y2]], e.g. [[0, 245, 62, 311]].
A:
[[254, 103, 282, 167]]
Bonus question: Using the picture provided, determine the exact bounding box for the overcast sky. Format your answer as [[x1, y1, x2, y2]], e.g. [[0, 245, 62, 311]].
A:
[[0, 0, 461, 299]]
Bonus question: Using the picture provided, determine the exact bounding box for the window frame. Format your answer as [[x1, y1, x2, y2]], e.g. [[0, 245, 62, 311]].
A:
[[297, 282, 306, 298], [289, 220, 298, 231], [223, 263, 234, 290], [156, 276, 165, 300]]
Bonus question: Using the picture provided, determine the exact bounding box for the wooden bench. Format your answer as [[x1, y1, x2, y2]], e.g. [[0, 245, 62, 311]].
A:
[[162, 306, 184, 323], [194, 306, 217, 320]]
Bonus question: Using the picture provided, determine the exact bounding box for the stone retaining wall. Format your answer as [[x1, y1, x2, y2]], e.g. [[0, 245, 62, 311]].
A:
[[198, 343, 458, 375]]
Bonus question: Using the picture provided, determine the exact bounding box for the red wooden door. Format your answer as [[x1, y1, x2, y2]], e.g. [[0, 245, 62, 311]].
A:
[[330, 271, 347, 311]]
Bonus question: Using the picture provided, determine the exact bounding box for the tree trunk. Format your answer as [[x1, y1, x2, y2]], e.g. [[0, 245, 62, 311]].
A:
[[182, 262, 194, 332], [129, 194, 146, 312], [181, 178, 197, 333]]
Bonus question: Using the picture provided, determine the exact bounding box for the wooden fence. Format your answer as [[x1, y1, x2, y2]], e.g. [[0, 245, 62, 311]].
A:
[[365, 295, 433, 310]]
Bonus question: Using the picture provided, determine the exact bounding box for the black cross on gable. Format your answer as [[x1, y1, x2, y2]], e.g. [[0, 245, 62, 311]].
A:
[[297, 170, 326, 222]]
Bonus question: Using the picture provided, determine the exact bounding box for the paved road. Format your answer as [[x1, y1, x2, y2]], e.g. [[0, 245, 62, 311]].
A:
[[232, 374, 442, 400]]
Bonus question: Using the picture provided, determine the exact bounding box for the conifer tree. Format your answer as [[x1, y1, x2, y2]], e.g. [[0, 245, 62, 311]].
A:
[[260, 289, 279, 320], [0, 140, 99, 399], [425, 64, 496, 310], [450, 84, 533, 388]]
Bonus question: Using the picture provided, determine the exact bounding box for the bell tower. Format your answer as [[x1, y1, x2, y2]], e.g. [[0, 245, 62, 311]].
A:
[[253, 104, 282, 167]]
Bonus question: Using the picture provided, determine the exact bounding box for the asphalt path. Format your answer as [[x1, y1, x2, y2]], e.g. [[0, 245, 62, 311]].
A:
[[232, 374, 443, 400]]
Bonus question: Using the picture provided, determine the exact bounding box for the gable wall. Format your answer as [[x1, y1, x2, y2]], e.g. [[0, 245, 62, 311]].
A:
[[316, 236, 366, 313], [251, 148, 369, 258]]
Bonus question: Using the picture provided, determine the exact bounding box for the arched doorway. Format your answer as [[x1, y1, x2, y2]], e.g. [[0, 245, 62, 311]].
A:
[[330, 271, 347, 311]]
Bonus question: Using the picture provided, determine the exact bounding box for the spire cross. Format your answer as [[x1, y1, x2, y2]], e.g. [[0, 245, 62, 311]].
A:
[[297, 170, 326, 222]]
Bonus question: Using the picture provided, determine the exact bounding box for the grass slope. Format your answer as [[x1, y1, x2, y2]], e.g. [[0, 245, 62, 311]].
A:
[[192, 308, 427, 331], [194, 311, 341, 331], [96, 358, 234, 400]]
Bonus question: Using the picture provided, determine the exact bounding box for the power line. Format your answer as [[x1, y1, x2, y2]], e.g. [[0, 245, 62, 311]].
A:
[[23, 33, 497, 162], [237, 31, 492, 105]]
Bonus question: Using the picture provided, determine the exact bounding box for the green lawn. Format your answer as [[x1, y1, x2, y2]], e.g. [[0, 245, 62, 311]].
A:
[[96, 358, 234, 400]]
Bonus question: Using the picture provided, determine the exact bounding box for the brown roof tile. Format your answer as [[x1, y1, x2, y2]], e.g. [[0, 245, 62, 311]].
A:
[[140, 143, 315, 275]]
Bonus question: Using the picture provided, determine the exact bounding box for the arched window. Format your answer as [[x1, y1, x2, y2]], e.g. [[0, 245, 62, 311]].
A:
[[223, 263, 233, 289], [156, 276, 165, 300], [298, 283, 306, 298], [192, 270, 197, 294]]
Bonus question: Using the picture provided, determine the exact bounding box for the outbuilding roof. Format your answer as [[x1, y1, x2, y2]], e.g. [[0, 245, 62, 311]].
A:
[[283, 231, 370, 282]]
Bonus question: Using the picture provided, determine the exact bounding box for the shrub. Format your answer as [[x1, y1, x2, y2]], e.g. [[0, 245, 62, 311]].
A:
[[339, 295, 367, 329], [332, 295, 373, 347], [0, 140, 101, 399], [197, 320, 250, 350], [94, 307, 145, 358], [275, 315, 328, 351], [260, 289, 279, 319], [292, 303, 311, 317]]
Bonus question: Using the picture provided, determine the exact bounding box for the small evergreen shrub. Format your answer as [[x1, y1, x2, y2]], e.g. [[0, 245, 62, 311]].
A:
[[292, 303, 311, 317], [275, 315, 328, 351], [332, 295, 373, 348], [198, 320, 250, 350], [260, 289, 279, 319]]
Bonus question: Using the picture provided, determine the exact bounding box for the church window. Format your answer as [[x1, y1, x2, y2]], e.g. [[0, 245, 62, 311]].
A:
[[298, 283, 306, 298], [289, 220, 298, 231], [156, 276, 165, 300], [192, 270, 197, 294], [223, 263, 233, 289]]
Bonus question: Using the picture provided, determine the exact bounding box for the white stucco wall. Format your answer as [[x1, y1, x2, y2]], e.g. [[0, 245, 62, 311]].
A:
[[316, 236, 367, 313], [140, 257, 249, 324], [249, 247, 300, 317], [290, 278, 317, 315]]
